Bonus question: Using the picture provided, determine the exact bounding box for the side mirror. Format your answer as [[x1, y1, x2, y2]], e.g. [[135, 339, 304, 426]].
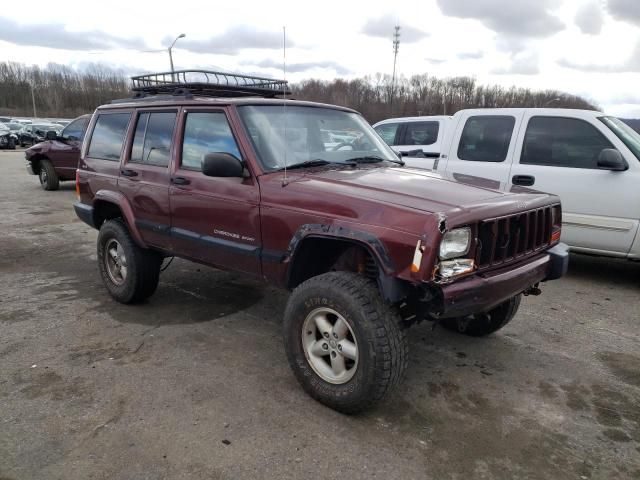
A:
[[597, 149, 628, 171], [45, 131, 57, 141], [202, 152, 247, 178]]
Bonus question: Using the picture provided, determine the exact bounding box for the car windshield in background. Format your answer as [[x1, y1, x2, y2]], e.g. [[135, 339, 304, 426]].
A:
[[0, 124, 8, 132], [237, 105, 400, 171], [599, 116, 640, 161]]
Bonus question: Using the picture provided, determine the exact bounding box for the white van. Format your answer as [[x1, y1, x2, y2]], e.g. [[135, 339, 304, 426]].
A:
[[412, 108, 640, 260], [373, 116, 450, 169]]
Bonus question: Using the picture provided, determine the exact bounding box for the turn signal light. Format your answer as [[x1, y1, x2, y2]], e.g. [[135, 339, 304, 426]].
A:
[[551, 230, 561, 243]]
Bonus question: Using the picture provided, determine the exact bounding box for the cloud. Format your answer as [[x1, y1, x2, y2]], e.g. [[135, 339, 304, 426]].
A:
[[436, 0, 564, 38], [361, 17, 428, 43], [425, 57, 446, 65], [457, 51, 484, 60], [243, 59, 351, 75], [493, 52, 540, 75], [173, 26, 293, 55], [575, 1, 604, 34], [0, 17, 147, 51], [607, 0, 640, 26], [558, 41, 640, 72]]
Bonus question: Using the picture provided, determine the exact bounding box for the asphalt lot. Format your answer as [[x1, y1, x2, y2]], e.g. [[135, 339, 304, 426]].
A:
[[1, 150, 639, 480]]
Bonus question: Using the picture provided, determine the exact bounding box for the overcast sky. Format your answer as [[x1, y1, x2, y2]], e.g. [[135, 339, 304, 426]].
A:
[[1, 0, 639, 117]]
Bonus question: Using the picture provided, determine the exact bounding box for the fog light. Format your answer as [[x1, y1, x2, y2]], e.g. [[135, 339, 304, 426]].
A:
[[438, 259, 475, 279]]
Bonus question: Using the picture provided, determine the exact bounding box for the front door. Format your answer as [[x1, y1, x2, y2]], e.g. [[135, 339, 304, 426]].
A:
[[169, 108, 261, 276], [49, 116, 89, 179], [117, 109, 177, 250], [509, 114, 640, 255]]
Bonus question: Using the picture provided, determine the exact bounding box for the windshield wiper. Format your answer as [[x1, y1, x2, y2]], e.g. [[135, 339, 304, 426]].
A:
[[278, 159, 346, 171], [346, 155, 405, 166]]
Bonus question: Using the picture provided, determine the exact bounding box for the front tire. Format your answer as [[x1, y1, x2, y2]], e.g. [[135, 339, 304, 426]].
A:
[[97, 219, 162, 304], [441, 294, 522, 337], [283, 272, 408, 414], [38, 160, 59, 191]]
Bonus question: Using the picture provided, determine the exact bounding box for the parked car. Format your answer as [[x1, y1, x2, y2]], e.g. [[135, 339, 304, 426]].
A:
[[73, 70, 567, 414], [0, 116, 11, 123], [6, 122, 23, 138], [373, 116, 450, 168], [418, 108, 640, 261], [19, 123, 61, 147], [0, 123, 18, 149], [25, 114, 90, 190]]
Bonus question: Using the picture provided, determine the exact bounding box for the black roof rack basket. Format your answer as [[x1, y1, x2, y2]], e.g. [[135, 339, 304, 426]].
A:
[[130, 70, 291, 98]]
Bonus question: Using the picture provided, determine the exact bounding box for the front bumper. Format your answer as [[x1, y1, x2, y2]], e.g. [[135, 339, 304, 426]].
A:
[[74, 202, 96, 228], [436, 243, 569, 319]]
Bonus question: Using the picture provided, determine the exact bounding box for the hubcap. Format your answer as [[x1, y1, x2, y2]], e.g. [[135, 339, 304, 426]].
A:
[[301, 307, 358, 384], [104, 239, 128, 286]]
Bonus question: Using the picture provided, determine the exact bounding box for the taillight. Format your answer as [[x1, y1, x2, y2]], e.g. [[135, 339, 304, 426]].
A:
[[75, 169, 80, 200]]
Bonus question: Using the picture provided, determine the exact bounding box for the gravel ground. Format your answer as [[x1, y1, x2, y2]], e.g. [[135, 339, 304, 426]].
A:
[[1, 150, 639, 480]]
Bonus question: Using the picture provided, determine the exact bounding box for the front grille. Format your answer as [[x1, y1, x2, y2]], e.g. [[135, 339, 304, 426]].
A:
[[476, 206, 554, 269]]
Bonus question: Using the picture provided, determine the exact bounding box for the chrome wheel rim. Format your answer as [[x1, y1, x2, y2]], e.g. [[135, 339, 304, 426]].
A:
[[301, 307, 358, 384], [104, 239, 128, 286], [39, 169, 47, 185]]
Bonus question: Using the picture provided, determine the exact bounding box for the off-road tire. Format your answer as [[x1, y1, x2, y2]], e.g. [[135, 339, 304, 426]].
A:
[[283, 272, 408, 414], [441, 294, 522, 337], [97, 219, 162, 304], [38, 159, 59, 191]]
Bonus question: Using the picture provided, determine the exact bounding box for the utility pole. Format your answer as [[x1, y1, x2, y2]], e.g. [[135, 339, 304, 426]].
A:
[[30, 82, 37, 118], [390, 25, 400, 116]]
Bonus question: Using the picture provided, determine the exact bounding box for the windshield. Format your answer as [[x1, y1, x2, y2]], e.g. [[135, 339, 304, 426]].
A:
[[237, 105, 400, 171], [0, 124, 8, 132], [599, 116, 640, 161]]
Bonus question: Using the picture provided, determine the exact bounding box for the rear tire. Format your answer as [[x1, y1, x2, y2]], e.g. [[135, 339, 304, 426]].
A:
[[97, 219, 162, 304], [441, 294, 522, 337], [283, 272, 408, 414], [8, 137, 16, 149], [38, 160, 59, 191]]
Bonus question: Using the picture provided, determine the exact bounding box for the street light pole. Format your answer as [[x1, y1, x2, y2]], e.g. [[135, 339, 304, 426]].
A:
[[544, 97, 561, 107], [30, 82, 37, 118], [168, 33, 186, 81]]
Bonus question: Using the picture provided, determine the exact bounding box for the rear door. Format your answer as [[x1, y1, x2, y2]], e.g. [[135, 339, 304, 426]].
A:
[[509, 114, 640, 255], [49, 116, 89, 179], [117, 109, 177, 250], [441, 111, 522, 186], [168, 107, 261, 276]]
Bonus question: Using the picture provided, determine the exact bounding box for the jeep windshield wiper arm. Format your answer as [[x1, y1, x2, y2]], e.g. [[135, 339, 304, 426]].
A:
[[278, 159, 345, 171], [346, 155, 405, 166]]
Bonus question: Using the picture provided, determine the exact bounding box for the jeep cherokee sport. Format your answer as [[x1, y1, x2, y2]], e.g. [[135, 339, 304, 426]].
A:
[[73, 70, 568, 414]]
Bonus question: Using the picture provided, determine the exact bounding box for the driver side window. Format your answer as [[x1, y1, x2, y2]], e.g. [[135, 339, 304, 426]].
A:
[[62, 117, 88, 141], [181, 112, 242, 171]]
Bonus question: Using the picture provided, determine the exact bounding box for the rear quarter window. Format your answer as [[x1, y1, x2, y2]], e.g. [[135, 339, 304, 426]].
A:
[[87, 113, 131, 161]]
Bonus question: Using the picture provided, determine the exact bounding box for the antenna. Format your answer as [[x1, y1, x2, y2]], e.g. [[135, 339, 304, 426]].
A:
[[282, 26, 288, 187]]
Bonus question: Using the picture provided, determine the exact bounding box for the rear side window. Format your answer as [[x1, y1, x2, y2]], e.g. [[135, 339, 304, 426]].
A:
[[61, 117, 88, 141], [522, 116, 614, 168], [458, 116, 515, 162], [404, 121, 439, 146], [87, 113, 131, 161], [374, 123, 399, 145], [181, 112, 242, 170], [130, 111, 177, 167]]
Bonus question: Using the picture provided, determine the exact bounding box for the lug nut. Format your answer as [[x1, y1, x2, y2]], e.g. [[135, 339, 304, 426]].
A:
[[323, 332, 329, 339], [322, 343, 328, 350], [337, 344, 342, 351], [332, 332, 338, 339], [331, 351, 337, 358]]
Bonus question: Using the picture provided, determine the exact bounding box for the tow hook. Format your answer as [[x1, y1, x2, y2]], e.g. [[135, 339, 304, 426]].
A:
[[523, 284, 542, 296]]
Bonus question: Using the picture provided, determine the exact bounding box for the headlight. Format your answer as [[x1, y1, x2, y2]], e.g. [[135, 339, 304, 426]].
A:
[[439, 227, 471, 260]]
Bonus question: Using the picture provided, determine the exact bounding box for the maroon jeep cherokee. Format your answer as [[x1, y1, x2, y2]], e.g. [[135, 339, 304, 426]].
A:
[[25, 114, 90, 190], [73, 71, 568, 413]]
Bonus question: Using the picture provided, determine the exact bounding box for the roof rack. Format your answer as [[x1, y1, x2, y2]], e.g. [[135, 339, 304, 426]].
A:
[[130, 69, 291, 98]]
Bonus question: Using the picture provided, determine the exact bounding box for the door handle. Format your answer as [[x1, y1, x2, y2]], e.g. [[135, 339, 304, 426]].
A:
[[121, 169, 138, 177], [512, 175, 535, 186], [171, 176, 191, 186]]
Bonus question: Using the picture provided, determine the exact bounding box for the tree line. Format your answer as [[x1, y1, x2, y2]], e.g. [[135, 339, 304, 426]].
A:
[[0, 61, 598, 121]]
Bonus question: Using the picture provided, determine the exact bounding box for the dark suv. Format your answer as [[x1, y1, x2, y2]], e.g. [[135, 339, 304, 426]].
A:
[[74, 70, 568, 413], [25, 115, 90, 190]]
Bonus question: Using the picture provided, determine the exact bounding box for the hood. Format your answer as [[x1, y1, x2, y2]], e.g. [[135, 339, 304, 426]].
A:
[[286, 166, 514, 213]]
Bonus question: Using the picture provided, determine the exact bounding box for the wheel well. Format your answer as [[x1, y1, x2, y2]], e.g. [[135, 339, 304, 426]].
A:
[[29, 154, 48, 174], [93, 200, 124, 228], [287, 237, 379, 290]]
